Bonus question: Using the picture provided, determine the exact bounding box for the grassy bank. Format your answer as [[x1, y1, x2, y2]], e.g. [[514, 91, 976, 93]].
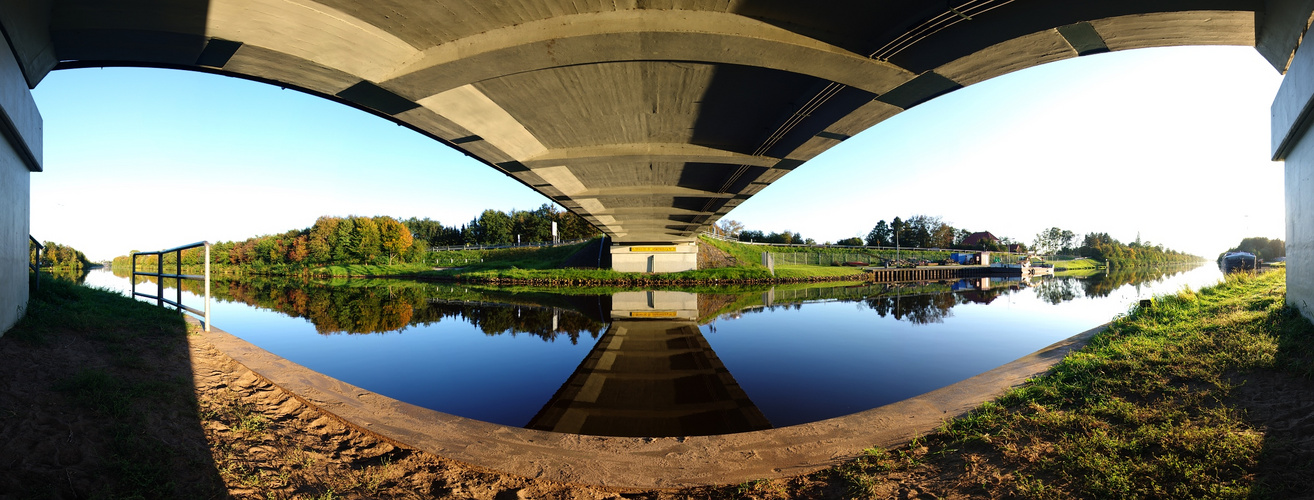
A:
[[734, 269, 1312, 498], [1039, 256, 1103, 271], [3, 275, 224, 497], [420, 237, 871, 283]]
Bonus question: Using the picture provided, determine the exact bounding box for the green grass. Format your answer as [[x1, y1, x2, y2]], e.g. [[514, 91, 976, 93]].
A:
[[1038, 257, 1103, 271], [8, 273, 219, 498], [807, 270, 1313, 498], [309, 262, 432, 277]]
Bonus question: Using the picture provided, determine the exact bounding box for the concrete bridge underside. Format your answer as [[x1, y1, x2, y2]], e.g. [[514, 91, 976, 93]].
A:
[[5, 1, 1314, 330]]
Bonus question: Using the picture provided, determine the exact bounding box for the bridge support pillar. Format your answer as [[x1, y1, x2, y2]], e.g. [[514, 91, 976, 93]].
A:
[[1274, 21, 1314, 321], [610, 242, 698, 273], [0, 34, 43, 337]]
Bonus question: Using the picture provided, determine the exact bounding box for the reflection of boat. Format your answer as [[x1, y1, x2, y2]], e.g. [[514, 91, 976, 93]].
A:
[[1221, 252, 1257, 272]]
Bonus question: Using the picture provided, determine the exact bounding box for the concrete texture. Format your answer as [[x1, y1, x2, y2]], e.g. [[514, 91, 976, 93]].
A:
[[32, 1, 1280, 246], [0, 33, 40, 337], [611, 243, 698, 273], [1276, 35, 1314, 319], [195, 317, 1106, 488], [0, 133, 29, 336]]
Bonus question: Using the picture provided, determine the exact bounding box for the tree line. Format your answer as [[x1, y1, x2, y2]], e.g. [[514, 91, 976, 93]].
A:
[[720, 214, 1026, 251], [30, 240, 91, 270], [111, 204, 602, 270], [408, 204, 599, 247], [1217, 236, 1285, 262], [1066, 231, 1201, 267], [718, 216, 1204, 266]]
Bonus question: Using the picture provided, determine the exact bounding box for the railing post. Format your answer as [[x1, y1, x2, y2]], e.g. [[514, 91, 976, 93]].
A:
[[156, 251, 163, 307], [175, 249, 182, 312], [131, 252, 137, 299], [204, 242, 211, 332]]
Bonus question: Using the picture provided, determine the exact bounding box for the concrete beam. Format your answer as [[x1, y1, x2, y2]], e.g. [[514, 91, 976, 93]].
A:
[[1257, 0, 1314, 72], [379, 10, 914, 100], [1274, 22, 1314, 161], [0, 0, 57, 87]]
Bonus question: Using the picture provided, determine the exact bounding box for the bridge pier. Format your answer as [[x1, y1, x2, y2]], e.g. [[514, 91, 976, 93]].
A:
[[1275, 25, 1314, 321], [0, 33, 42, 337], [610, 242, 698, 273]]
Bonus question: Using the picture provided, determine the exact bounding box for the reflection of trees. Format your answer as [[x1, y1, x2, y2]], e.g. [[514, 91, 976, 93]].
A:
[[419, 301, 603, 344], [1079, 266, 1194, 299], [1034, 277, 1080, 305], [45, 266, 92, 283], [716, 280, 1024, 325], [862, 292, 960, 324], [201, 278, 603, 339]]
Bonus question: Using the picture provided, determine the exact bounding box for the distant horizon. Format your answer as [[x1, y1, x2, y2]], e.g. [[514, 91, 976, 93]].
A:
[[31, 45, 1285, 262]]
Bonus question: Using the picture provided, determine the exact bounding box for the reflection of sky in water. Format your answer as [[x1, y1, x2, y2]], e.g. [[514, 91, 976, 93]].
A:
[[78, 264, 1224, 432]]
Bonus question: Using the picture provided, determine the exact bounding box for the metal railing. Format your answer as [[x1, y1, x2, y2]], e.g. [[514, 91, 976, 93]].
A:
[[131, 241, 211, 332], [28, 236, 41, 291]]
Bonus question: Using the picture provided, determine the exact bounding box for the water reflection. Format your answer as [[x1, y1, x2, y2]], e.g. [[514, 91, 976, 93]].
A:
[[91, 264, 1216, 436], [529, 318, 771, 437]]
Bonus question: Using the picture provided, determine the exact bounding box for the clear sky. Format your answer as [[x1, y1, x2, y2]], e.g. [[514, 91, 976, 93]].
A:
[[30, 45, 1286, 261]]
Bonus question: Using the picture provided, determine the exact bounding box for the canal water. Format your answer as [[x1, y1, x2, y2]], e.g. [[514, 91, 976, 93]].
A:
[[83, 264, 1222, 437]]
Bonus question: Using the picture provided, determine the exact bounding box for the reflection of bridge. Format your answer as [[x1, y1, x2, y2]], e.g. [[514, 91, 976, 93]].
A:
[[6, 3, 1314, 330], [525, 290, 768, 436], [527, 319, 770, 437]]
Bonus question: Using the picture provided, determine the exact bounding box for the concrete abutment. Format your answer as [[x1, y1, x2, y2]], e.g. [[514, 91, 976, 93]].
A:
[[0, 32, 41, 337], [610, 242, 698, 273]]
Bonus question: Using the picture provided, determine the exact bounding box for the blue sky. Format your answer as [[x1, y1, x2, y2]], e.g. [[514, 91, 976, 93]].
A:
[[31, 45, 1285, 261]]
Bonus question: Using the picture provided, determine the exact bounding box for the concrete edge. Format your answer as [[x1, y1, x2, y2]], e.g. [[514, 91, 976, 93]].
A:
[[187, 316, 1105, 489]]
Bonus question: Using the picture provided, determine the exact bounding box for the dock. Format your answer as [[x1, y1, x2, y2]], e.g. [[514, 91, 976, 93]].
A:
[[862, 264, 1053, 283]]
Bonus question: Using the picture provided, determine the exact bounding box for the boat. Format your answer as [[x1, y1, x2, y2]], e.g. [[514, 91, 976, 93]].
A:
[[1221, 251, 1257, 272]]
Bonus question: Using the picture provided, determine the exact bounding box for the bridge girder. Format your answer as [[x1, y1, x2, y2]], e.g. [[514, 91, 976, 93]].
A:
[[7, 1, 1279, 243]]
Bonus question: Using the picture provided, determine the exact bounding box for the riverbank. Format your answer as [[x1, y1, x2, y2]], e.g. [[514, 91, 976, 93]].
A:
[[115, 237, 1200, 287], [2, 269, 1310, 497]]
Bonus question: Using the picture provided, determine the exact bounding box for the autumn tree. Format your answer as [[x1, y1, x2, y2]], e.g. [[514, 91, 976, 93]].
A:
[[288, 236, 309, 263], [717, 219, 745, 239], [376, 216, 413, 264], [308, 216, 340, 263]]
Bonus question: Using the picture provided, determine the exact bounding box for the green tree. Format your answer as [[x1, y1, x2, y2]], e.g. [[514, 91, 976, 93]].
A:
[[350, 216, 381, 263], [308, 216, 340, 263], [470, 209, 513, 245], [866, 220, 891, 246], [333, 217, 356, 262], [892, 217, 904, 248], [836, 236, 864, 246]]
